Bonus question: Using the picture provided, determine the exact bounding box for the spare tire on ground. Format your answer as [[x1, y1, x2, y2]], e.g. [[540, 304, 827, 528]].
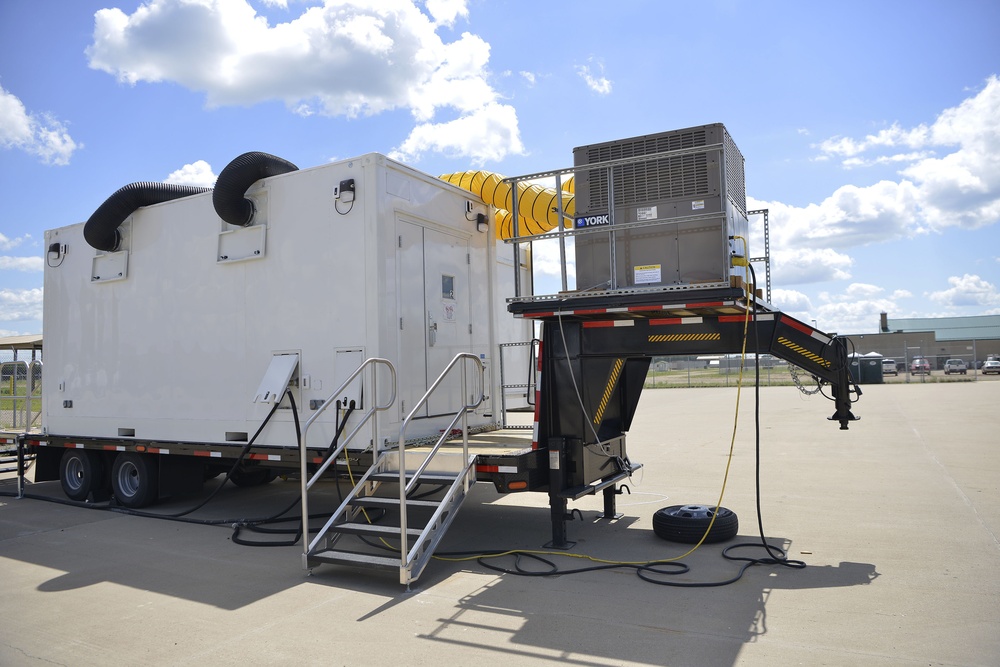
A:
[[652, 504, 739, 543]]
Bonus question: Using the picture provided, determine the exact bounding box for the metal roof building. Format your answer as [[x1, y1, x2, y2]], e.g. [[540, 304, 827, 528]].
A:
[[881, 313, 1000, 341]]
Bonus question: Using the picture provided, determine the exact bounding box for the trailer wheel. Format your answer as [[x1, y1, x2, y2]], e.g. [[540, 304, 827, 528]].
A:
[[652, 505, 739, 544], [111, 453, 159, 508], [59, 449, 104, 501]]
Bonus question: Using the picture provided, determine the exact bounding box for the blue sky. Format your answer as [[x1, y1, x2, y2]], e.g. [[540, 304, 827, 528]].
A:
[[2, 0, 999, 337]]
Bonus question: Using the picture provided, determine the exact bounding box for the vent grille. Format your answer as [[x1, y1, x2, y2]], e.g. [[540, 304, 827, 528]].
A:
[[575, 124, 747, 217], [580, 128, 711, 211], [583, 153, 709, 210], [723, 131, 746, 216]]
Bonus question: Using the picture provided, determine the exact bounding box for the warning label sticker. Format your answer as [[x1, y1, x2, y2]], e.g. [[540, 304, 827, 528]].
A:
[[636, 206, 657, 221], [634, 264, 662, 284], [692, 200, 705, 210]]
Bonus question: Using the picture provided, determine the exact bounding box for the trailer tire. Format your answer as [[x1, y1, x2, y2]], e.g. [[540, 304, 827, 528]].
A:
[[652, 505, 738, 544], [111, 453, 159, 508], [59, 449, 104, 501]]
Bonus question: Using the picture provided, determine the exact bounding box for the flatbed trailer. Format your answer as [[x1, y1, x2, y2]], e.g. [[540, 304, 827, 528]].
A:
[[19, 122, 860, 585]]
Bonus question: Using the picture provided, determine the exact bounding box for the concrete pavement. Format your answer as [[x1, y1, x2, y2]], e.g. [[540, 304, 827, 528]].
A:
[[1, 381, 998, 666]]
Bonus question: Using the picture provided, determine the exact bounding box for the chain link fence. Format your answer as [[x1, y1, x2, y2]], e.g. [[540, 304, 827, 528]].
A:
[[1, 350, 43, 432], [644, 352, 996, 389]]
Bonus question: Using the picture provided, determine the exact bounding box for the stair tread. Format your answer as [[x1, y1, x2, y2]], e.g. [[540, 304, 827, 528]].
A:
[[351, 497, 441, 509], [370, 471, 457, 484], [331, 522, 422, 538], [310, 550, 400, 570]]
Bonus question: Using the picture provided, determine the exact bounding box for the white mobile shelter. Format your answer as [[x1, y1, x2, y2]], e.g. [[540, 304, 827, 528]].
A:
[[42, 153, 529, 454]]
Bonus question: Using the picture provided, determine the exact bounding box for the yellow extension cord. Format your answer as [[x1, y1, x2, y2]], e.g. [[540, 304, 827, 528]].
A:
[[435, 294, 753, 567], [346, 273, 755, 569]]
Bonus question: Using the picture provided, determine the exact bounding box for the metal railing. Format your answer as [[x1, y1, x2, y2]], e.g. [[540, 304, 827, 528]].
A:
[[506, 143, 732, 301], [498, 340, 537, 428], [300, 358, 397, 562], [396, 353, 484, 569]]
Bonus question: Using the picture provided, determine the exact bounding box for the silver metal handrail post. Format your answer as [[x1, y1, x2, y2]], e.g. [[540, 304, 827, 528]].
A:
[[300, 358, 396, 565], [397, 353, 485, 568]]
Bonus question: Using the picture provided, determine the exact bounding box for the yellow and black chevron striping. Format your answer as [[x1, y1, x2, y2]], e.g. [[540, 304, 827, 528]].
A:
[[593, 358, 624, 425], [648, 333, 721, 343], [777, 336, 831, 368]]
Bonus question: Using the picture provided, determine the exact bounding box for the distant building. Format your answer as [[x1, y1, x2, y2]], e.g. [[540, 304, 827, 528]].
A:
[[880, 313, 1000, 341], [840, 314, 1000, 371]]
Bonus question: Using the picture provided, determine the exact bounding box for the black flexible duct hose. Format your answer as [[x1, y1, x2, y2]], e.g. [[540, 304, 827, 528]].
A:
[[84, 182, 211, 251], [213, 151, 298, 226]]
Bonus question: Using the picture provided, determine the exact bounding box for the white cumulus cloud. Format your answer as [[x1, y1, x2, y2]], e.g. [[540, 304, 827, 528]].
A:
[[814, 284, 900, 333], [812, 75, 1000, 232], [0, 85, 81, 165], [0, 256, 43, 272], [165, 160, 217, 187], [771, 247, 853, 285], [86, 0, 520, 164], [390, 101, 523, 164], [0, 288, 43, 323], [926, 274, 1000, 308], [577, 59, 612, 95], [0, 233, 29, 251], [424, 0, 469, 26]]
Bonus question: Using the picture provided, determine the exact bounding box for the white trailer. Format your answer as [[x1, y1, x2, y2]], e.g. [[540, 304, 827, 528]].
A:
[[26, 125, 859, 585], [34, 152, 534, 507]]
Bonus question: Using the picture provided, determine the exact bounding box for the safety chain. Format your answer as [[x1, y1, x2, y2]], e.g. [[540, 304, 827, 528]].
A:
[[788, 364, 823, 395]]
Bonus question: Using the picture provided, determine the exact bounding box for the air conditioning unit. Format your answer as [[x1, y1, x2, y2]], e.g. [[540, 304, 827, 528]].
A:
[[572, 123, 748, 292]]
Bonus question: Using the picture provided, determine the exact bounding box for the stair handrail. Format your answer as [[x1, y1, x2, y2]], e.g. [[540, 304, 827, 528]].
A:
[[300, 357, 396, 560], [397, 352, 485, 567], [402, 453, 476, 578]]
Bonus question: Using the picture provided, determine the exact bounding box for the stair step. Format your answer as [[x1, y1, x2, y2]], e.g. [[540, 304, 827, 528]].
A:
[[310, 549, 401, 571], [330, 522, 422, 539], [350, 496, 441, 510], [370, 471, 458, 485]]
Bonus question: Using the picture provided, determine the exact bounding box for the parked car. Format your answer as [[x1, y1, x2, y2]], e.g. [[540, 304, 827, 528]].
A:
[[910, 358, 931, 374], [882, 358, 898, 376], [943, 359, 967, 375], [983, 360, 1000, 375]]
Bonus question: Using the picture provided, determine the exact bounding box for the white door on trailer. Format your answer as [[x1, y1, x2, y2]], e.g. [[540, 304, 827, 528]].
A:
[[397, 218, 472, 420]]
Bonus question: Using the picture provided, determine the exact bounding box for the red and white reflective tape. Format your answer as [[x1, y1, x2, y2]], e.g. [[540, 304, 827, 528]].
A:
[[649, 316, 703, 326], [515, 300, 736, 319], [249, 453, 282, 462], [193, 450, 223, 458], [101, 444, 127, 452], [531, 340, 543, 450], [582, 320, 635, 329], [476, 464, 519, 474], [781, 316, 831, 344]]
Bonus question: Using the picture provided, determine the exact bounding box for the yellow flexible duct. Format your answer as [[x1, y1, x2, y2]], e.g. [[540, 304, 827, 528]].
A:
[[439, 171, 576, 240]]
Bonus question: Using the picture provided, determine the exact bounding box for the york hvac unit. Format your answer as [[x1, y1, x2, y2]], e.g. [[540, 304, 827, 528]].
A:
[[572, 123, 749, 293]]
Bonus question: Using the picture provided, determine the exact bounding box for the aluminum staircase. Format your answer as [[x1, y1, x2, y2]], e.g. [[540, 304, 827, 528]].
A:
[[306, 452, 475, 580], [300, 353, 484, 585]]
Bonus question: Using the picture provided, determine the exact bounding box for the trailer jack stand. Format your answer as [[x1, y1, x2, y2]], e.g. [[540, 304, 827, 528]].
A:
[[597, 484, 629, 522], [544, 496, 578, 550]]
